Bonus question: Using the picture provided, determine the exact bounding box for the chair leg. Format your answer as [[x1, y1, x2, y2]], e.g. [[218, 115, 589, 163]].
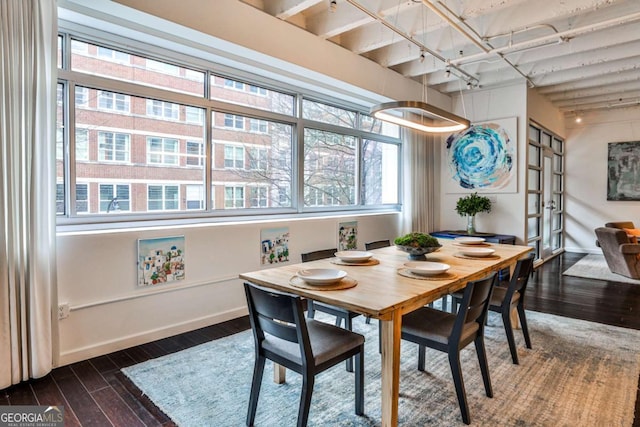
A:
[[345, 316, 354, 372], [448, 351, 471, 425], [355, 346, 364, 415], [246, 355, 266, 426], [474, 336, 493, 398], [365, 316, 371, 324], [297, 372, 315, 427], [501, 308, 520, 364], [517, 304, 532, 349], [418, 344, 426, 371]]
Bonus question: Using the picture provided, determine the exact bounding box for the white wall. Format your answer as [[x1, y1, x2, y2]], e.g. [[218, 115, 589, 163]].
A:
[[438, 83, 530, 243], [564, 108, 640, 253], [57, 214, 401, 365]]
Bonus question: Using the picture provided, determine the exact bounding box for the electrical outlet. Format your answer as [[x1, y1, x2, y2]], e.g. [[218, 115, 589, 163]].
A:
[[58, 303, 70, 320]]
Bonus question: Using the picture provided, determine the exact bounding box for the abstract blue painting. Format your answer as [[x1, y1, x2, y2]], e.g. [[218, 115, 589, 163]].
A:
[[444, 117, 517, 193]]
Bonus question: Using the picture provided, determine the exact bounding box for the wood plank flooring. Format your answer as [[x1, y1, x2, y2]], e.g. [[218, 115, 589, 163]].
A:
[[2, 252, 639, 426]]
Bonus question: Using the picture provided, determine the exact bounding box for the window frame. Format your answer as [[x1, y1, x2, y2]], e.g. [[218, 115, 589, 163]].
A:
[[55, 29, 402, 227]]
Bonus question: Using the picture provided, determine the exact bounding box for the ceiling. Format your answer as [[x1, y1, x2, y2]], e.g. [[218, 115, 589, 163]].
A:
[[239, 0, 640, 115]]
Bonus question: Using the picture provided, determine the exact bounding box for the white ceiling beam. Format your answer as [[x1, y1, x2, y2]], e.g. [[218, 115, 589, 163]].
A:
[[264, 0, 323, 20], [547, 80, 640, 102]]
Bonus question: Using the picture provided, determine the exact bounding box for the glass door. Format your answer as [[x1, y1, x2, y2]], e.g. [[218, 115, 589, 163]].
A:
[[541, 147, 554, 259]]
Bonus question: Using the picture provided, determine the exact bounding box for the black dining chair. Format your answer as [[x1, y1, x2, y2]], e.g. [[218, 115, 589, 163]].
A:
[[302, 249, 363, 372], [244, 282, 365, 427], [401, 273, 497, 425], [453, 253, 535, 364], [364, 239, 391, 250]]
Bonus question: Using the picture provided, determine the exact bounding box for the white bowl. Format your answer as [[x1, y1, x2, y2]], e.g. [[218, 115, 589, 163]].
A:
[[296, 268, 347, 285], [404, 261, 450, 276], [454, 236, 486, 245], [459, 247, 495, 257], [334, 251, 373, 262]]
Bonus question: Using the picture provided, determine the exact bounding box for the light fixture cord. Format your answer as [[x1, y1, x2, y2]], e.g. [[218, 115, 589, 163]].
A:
[[447, 19, 468, 119]]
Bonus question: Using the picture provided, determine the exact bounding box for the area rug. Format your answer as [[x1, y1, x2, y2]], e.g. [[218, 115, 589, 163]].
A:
[[562, 253, 640, 285], [122, 312, 640, 426]]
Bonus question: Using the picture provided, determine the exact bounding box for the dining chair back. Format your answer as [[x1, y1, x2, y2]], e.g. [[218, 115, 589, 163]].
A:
[[489, 253, 535, 364], [244, 281, 364, 427], [364, 240, 391, 250], [401, 273, 497, 425], [302, 248, 362, 372]]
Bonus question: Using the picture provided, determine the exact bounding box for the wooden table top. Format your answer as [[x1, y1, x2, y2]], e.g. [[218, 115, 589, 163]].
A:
[[239, 240, 532, 321]]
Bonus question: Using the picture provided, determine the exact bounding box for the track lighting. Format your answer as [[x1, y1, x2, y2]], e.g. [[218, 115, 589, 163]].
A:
[[445, 67, 450, 78], [419, 50, 425, 63], [466, 81, 472, 90], [330, 0, 337, 12]]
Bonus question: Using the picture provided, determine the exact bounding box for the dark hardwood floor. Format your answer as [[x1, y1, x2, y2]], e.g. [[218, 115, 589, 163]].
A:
[[2, 252, 639, 426]]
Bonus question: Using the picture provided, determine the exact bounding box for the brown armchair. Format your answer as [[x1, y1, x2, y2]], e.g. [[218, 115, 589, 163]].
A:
[[604, 221, 635, 229], [594, 227, 640, 279]]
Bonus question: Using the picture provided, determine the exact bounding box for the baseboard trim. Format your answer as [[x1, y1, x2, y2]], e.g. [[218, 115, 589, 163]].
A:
[[57, 307, 248, 366]]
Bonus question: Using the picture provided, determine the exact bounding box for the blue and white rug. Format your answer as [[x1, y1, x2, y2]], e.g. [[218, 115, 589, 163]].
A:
[[122, 311, 640, 426]]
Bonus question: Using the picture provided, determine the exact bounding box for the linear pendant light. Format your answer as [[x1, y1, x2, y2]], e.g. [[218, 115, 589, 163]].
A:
[[370, 100, 470, 133]]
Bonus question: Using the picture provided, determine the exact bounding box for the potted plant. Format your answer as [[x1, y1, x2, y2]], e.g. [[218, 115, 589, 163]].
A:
[[394, 232, 442, 260], [455, 192, 492, 235]]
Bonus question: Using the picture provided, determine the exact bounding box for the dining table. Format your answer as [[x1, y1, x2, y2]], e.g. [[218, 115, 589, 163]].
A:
[[239, 238, 533, 426]]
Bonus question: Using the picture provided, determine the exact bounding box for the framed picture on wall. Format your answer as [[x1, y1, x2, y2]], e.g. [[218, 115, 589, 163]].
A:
[[443, 117, 517, 194], [338, 221, 357, 250], [607, 141, 640, 201], [260, 227, 290, 265], [137, 236, 185, 287]]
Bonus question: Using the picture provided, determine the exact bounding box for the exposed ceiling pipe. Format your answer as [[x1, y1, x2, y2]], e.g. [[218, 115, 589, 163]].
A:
[[423, 0, 535, 88], [449, 10, 640, 66], [344, 0, 479, 85]]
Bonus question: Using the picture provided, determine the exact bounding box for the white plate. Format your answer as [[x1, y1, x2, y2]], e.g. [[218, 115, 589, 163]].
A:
[[296, 268, 347, 285], [334, 251, 373, 263], [458, 247, 496, 257], [404, 261, 450, 276], [454, 236, 486, 245]]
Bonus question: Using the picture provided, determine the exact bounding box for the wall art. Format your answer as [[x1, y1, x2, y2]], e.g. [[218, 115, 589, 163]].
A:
[[607, 141, 640, 201], [444, 117, 517, 193], [338, 221, 357, 250], [137, 236, 185, 287], [260, 227, 290, 265]]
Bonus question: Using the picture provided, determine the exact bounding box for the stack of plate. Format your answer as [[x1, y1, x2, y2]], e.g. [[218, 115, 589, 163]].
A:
[[334, 251, 374, 263]]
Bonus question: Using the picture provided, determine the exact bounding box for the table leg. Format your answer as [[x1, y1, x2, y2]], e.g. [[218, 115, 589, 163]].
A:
[[380, 313, 401, 427], [273, 363, 286, 384]]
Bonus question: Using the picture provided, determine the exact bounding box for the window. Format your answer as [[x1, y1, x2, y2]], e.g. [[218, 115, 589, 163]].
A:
[[76, 183, 89, 213], [147, 137, 179, 165], [225, 186, 244, 208], [224, 114, 244, 130], [148, 185, 179, 211], [186, 141, 204, 166], [57, 33, 400, 222], [99, 184, 130, 212], [146, 59, 180, 76], [75, 86, 88, 107], [303, 129, 356, 207], [76, 128, 89, 161], [146, 99, 179, 120], [249, 119, 268, 133], [248, 148, 267, 170], [97, 91, 129, 112], [186, 106, 204, 124], [212, 75, 294, 115], [186, 185, 204, 210], [224, 145, 244, 169], [98, 132, 130, 162], [249, 186, 267, 208], [97, 46, 129, 62]]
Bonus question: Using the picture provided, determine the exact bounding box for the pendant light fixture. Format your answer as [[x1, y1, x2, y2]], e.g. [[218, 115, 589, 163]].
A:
[[370, 100, 470, 133]]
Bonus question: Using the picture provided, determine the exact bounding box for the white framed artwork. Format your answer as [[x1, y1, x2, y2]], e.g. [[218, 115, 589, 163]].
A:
[[443, 117, 517, 194]]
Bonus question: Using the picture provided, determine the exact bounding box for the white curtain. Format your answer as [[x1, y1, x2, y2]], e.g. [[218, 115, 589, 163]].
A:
[[0, 0, 58, 388], [402, 126, 436, 234]]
